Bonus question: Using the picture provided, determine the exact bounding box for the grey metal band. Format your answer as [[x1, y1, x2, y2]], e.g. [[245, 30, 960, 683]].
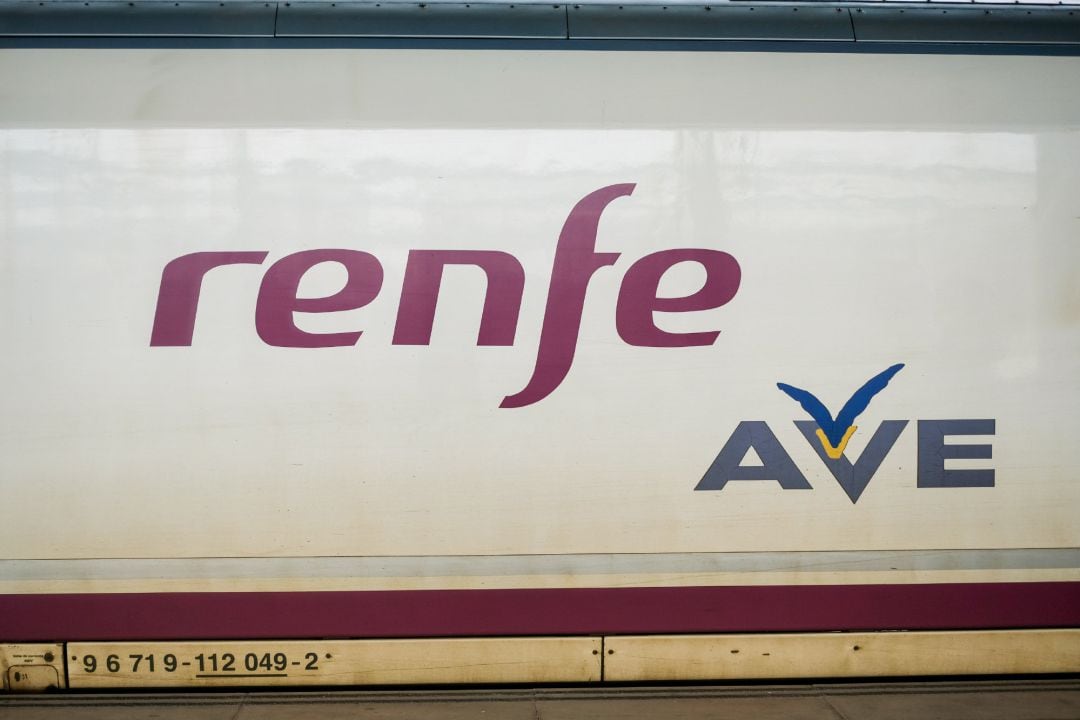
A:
[[2, 549, 1077, 581], [0, 1, 1078, 45]]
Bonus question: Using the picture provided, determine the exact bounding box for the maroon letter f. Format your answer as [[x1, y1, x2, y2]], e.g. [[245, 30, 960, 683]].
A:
[[500, 184, 635, 408]]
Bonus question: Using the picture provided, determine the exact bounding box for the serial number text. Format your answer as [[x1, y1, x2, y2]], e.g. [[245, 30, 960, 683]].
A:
[[75, 651, 322, 677]]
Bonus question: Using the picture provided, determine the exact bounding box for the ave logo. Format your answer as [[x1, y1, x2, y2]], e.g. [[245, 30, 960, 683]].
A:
[[696, 364, 996, 503]]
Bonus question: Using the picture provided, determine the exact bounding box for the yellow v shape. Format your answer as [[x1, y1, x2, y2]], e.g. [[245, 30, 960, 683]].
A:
[[816, 425, 857, 460]]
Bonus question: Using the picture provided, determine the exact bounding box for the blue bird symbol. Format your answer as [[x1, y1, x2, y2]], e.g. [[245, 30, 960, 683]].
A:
[[777, 363, 905, 459]]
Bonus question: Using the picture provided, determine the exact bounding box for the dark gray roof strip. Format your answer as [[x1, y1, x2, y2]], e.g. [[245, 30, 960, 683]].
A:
[[569, 4, 854, 40], [0, 0, 1078, 43], [0, 1, 276, 36], [277, 2, 567, 38], [851, 6, 1080, 42]]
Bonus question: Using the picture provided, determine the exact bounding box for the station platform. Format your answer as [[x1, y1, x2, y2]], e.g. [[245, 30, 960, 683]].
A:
[[2, 679, 1079, 720]]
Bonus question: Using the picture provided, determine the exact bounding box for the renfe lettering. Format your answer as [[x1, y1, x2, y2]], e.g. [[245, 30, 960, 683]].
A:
[[149, 184, 743, 408]]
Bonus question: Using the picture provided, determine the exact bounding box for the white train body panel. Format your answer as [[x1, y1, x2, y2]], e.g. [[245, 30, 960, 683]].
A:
[[0, 48, 1077, 662]]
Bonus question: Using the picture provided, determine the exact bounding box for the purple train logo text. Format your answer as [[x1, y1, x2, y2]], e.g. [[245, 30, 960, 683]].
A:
[[149, 184, 741, 408]]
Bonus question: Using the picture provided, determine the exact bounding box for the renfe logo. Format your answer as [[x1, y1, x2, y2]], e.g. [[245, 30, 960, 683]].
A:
[[149, 184, 742, 407], [696, 365, 996, 503]]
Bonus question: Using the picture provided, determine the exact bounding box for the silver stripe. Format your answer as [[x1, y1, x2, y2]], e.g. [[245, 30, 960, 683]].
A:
[[0, 549, 1077, 582]]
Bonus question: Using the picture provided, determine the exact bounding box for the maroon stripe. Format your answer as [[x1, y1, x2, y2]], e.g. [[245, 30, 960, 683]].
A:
[[1, 582, 1077, 642]]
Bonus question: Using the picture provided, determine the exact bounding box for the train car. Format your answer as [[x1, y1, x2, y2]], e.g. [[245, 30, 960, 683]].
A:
[[1, 0, 1079, 692]]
